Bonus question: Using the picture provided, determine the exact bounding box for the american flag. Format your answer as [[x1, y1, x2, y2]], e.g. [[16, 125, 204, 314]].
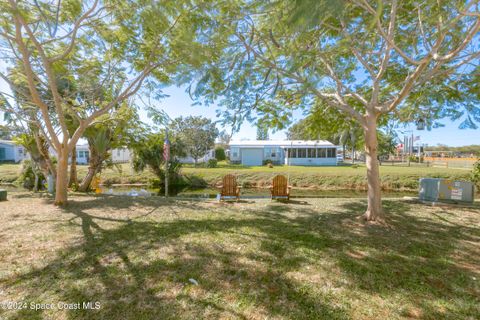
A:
[[163, 129, 170, 162]]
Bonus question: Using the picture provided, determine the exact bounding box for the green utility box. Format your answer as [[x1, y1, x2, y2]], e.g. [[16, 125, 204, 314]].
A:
[[419, 178, 475, 203], [0, 189, 7, 201]]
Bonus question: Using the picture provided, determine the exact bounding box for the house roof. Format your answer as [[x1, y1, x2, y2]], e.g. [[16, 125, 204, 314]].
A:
[[229, 140, 336, 147], [0, 140, 16, 146]]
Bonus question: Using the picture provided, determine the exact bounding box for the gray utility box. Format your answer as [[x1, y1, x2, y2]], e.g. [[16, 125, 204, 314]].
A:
[[419, 178, 475, 203]]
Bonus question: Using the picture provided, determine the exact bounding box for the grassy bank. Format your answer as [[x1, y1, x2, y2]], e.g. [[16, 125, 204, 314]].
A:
[[0, 162, 473, 191], [0, 194, 479, 319]]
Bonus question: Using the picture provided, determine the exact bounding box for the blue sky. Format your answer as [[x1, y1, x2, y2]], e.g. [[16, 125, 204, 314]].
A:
[[1, 79, 479, 147], [153, 86, 480, 147]]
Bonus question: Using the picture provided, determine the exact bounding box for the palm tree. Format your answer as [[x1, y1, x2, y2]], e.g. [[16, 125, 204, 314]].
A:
[[13, 132, 51, 191], [78, 128, 113, 192]]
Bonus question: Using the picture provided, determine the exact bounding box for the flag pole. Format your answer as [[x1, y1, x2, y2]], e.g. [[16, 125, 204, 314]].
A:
[[164, 128, 169, 198]]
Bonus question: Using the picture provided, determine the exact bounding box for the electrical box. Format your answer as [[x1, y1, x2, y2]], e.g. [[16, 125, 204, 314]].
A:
[[419, 178, 475, 203]]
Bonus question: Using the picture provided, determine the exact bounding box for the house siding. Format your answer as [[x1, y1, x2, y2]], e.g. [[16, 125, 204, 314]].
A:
[[229, 140, 339, 166], [0, 143, 26, 163], [241, 148, 264, 166], [0, 143, 15, 162]]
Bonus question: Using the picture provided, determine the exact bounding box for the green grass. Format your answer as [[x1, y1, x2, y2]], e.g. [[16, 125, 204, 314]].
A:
[[0, 162, 473, 191], [0, 194, 479, 319], [180, 162, 472, 190], [0, 163, 22, 183]]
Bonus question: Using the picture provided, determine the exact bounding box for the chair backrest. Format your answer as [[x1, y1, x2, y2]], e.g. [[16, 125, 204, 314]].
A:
[[272, 175, 288, 196], [222, 174, 238, 195]]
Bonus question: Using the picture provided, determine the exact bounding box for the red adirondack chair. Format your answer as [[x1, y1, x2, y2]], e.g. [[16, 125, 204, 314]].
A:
[[219, 174, 241, 201], [270, 175, 291, 200]]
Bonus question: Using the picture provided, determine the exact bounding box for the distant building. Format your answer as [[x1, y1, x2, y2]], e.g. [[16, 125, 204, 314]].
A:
[[111, 148, 131, 163], [177, 149, 216, 164], [74, 145, 131, 164], [229, 140, 339, 166], [75, 144, 90, 164], [0, 140, 28, 163], [1, 139, 215, 165]]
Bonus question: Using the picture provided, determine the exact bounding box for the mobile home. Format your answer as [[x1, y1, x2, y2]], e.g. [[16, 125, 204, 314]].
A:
[[229, 140, 339, 166]]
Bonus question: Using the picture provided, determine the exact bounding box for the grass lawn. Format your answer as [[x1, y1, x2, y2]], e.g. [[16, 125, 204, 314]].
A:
[[1, 162, 473, 191], [0, 164, 22, 183], [0, 194, 479, 319]]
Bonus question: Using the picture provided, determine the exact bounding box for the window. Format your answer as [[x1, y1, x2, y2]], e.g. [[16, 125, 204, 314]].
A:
[[0, 148, 5, 160], [287, 148, 297, 158], [117, 149, 121, 156], [231, 147, 239, 158], [298, 148, 306, 158], [264, 147, 271, 158], [271, 148, 277, 157], [308, 148, 316, 158], [327, 148, 336, 158], [317, 148, 326, 158], [18, 148, 23, 155], [78, 151, 89, 158]]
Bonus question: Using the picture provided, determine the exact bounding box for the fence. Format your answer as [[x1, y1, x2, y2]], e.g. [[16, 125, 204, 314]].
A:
[[379, 157, 478, 169], [423, 157, 478, 169]]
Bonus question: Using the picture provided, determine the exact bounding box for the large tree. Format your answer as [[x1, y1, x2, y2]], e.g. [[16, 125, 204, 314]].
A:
[[189, 0, 480, 221], [170, 116, 218, 167], [0, 0, 218, 204]]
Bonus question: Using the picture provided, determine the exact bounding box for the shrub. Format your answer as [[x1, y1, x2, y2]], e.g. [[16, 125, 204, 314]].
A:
[[206, 159, 218, 168], [408, 155, 423, 162], [263, 159, 272, 165], [215, 147, 226, 161], [17, 159, 45, 190], [471, 160, 480, 188]]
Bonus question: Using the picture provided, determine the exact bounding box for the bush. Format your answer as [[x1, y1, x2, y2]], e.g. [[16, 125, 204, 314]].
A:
[[408, 155, 423, 163], [215, 147, 226, 161], [471, 160, 480, 188], [17, 159, 45, 190], [206, 159, 218, 168], [263, 159, 272, 165]]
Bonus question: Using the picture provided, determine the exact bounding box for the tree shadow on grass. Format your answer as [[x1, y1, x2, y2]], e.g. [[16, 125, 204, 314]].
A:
[[1, 198, 350, 320], [1, 197, 479, 319], [325, 200, 480, 319]]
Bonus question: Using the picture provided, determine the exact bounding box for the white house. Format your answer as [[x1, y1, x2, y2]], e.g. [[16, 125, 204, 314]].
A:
[[0, 138, 214, 165], [177, 149, 216, 164], [111, 148, 131, 163], [0, 140, 28, 163], [229, 140, 339, 166], [74, 146, 132, 165]]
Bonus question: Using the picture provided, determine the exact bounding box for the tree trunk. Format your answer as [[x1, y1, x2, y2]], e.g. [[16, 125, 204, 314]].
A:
[[363, 112, 383, 221], [33, 169, 39, 192], [54, 150, 69, 205], [69, 145, 78, 188], [78, 145, 101, 192], [79, 167, 97, 192]]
